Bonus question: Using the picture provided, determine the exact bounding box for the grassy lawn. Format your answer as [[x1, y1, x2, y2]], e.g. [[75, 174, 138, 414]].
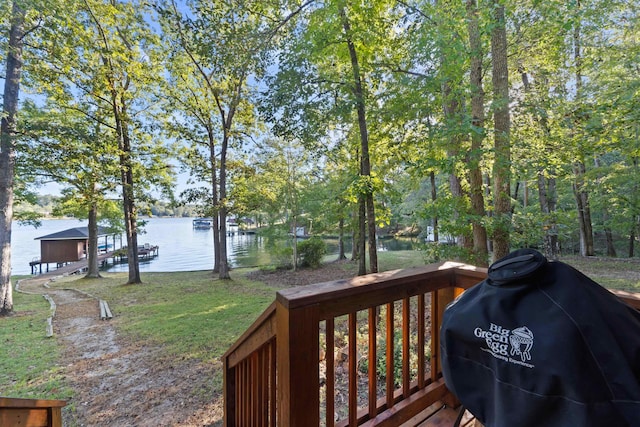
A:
[[0, 283, 71, 400], [560, 256, 640, 292], [2, 249, 638, 410], [47, 269, 277, 363]]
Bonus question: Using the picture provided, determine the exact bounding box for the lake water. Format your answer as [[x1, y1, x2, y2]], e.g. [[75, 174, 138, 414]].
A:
[[11, 217, 419, 276]]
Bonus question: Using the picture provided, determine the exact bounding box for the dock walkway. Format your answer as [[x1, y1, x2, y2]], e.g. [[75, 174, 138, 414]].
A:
[[29, 251, 116, 277]]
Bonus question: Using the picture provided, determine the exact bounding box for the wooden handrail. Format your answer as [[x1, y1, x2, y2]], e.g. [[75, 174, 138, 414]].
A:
[[0, 397, 66, 427], [222, 261, 640, 427]]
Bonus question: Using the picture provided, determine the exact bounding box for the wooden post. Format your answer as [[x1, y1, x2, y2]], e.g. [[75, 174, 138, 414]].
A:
[[0, 397, 66, 427], [431, 287, 456, 378], [276, 299, 320, 426]]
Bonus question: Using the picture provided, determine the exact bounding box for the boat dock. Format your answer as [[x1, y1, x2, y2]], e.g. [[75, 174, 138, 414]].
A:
[[29, 244, 159, 275], [29, 251, 117, 275]]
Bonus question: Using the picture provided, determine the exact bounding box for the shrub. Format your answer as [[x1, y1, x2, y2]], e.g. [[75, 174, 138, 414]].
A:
[[273, 245, 293, 270], [297, 237, 326, 268]]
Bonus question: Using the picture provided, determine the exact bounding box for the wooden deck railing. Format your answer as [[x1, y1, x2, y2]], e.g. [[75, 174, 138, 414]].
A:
[[222, 261, 640, 426], [222, 262, 485, 426], [0, 397, 66, 427]]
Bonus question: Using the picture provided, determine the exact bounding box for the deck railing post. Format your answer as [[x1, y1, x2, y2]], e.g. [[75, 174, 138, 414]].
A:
[[431, 287, 457, 379], [276, 298, 320, 426]]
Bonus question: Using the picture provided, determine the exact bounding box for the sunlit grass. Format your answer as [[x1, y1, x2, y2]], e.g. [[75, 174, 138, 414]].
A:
[[0, 287, 70, 400], [560, 256, 640, 292], [49, 269, 275, 362]]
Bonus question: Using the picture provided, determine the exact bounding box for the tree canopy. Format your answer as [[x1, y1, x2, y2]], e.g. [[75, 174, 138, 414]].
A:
[[2, 0, 639, 312]]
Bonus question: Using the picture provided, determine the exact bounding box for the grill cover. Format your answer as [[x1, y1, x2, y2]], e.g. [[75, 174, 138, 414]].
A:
[[440, 249, 640, 427]]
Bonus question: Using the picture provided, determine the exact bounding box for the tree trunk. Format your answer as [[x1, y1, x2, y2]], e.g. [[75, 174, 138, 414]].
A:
[[441, 72, 469, 249], [537, 171, 559, 260], [208, 128, 221, 273], [467, 0, 488, 265], [630, 158, 639, 258], [85, 202, 102, 278], [116, 107, 141, 284], [490, 1, 511, 261], [573, 162, 594, 256], [572, 0, 594, 257], [337, 217, 347, 260], [604, 225, 616, 257], [350, 207, 359, 261], [430, 171, 438, 242], [218, 131, 230, 279], [357, 196, 366, 276], [341, 7, 377, 274], [291, 215, 298, 271], [0, 1, 25, 315], [519, 60, 559, 260], [629, 219, 636, 258], [351, 219, 359, 261]]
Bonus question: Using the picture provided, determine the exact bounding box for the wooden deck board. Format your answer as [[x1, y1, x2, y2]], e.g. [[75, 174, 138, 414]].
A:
[[416, 405, 460, 426], [399, 401, 446, 427], [396, 401, 477, 427]]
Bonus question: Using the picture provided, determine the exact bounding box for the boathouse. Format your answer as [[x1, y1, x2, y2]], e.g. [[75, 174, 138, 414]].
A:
[[34, 226, 119, 266]]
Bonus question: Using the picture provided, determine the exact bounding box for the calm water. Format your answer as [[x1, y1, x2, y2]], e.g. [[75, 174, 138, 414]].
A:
[[10, 217, 419, 276]]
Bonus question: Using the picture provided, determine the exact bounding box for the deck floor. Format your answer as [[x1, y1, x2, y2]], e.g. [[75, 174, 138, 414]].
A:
[[399, 401, 477, 427]]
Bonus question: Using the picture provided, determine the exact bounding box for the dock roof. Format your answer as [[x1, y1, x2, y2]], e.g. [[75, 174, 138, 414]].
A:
[[35, 226, 113, 241]]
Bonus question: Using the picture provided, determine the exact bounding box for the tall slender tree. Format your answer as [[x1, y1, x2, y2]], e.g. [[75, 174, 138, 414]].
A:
[[490, 0, 511, 260], [157, 0, 263, 279], [31, 0, 170, 284], [0, 0, 25, 315], [339, 4, 378, 274], [466, 0, 488, 264], [571, 0, 595, 257]]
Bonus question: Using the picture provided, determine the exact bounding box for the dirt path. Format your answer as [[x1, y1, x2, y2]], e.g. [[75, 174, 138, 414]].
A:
[[17, 276, 223, 427]]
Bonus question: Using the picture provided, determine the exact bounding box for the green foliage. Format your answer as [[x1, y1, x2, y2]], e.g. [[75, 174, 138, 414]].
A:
[[374, 331, 405, 387], [7, 0, 640, 264], [421, 242, 476, 264], [297, 237, 327, 268], [273, 244, 294, 270]]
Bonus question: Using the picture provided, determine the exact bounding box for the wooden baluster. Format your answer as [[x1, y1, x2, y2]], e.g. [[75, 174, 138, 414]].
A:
[[243, 360, 249, 425], [253, 354, 258, 426], [237, 362, 242, 426], [430, 291, 438, 382], [326, 318, 335, 427], [368, 307, 377, 420], [386, 302, 395, 408], [402, 297, 410, 399], [270, 340, 277, 427], [325, 318, 336, 427], [349, 312, 357, 426], [223, 359, 236, 427], [417, 293, 426, 388], [259, 350, 266, 427]]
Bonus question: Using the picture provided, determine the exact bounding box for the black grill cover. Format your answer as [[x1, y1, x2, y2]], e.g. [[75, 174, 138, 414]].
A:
[[440, 249, 640, 427]]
